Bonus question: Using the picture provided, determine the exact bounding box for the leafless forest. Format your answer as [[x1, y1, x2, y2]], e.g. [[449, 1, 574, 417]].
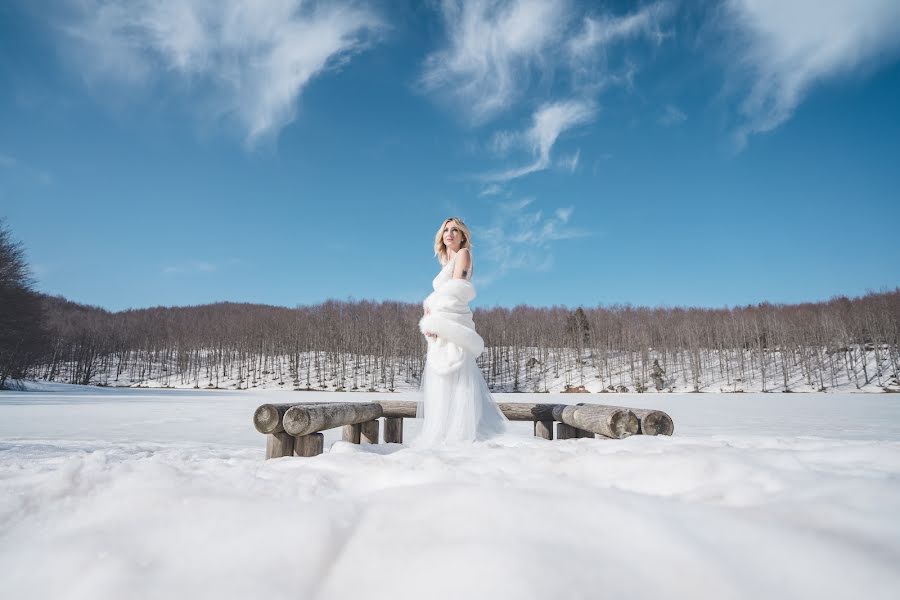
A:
[[28, 289, 900, 393]]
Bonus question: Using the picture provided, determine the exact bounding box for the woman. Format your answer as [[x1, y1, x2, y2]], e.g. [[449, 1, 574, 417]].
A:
[[415, 217, 508, 446]]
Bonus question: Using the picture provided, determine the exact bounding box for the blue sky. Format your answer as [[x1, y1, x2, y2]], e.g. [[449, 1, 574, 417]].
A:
[[1, 0, 899, 312]]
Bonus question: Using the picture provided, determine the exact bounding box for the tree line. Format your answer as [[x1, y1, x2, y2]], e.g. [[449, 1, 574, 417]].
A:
[[2, 219, 898, 392]]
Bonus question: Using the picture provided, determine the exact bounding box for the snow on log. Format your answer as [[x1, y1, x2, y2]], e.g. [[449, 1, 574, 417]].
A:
[[283, 402, 384, 437]]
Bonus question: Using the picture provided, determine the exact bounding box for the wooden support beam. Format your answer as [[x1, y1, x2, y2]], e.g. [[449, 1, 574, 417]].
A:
[[295, 433, 324, 457], [361, 419, 380, 444], [575, 428, 595, 439], [534, 420, 553, 440], [556, 423, 578, 440], [265, 432, 295, 459], [384, 417, 403, 443], [343, 423, 361, 444]]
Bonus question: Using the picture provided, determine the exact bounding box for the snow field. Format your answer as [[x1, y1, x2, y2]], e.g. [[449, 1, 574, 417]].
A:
[[1, 387, 900, 599]]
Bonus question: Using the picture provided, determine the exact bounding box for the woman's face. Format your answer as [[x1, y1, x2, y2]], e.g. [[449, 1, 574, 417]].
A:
[[442, 220, 464, 252]]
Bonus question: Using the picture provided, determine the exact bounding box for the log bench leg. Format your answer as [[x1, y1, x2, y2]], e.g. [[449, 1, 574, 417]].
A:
[[295, 433, 324, 457], [556, 423, 578, 440], [576, 428, 595, 439], [361, 419, 380, 444], [343, 423, 361, 444], [534, 420, 553, 440], [266, 432, 295, 459], [384, 417, 403, 443]]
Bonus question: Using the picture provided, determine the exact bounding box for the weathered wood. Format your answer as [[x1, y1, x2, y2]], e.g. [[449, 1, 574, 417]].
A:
[[384, 417, 403, 443], [378, 400, 418, 419], [575, 403, 675, 436], [295, 433, 324, 457], [632, 409, 675, 436], [498, 402, 563, 422], [343, 423, 361, 444], [558, 404, 639, 439], [283, 402, 384, 436], [265, 432, 295, 459], [534, 420, 553, 440], [556, 423, 578, 440], [360, 420, 380, 444], [575, 428, 595, 438], [254, 402, 338, 434]]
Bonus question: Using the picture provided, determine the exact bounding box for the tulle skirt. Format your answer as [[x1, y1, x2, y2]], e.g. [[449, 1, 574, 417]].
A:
[[414, 349, 508, 447]]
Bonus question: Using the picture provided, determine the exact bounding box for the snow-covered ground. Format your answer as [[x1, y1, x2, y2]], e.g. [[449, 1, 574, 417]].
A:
[[1, 385, 899, 600]]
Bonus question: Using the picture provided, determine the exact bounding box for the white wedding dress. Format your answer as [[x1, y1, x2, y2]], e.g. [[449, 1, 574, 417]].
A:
[[414, 252, 508, 446]]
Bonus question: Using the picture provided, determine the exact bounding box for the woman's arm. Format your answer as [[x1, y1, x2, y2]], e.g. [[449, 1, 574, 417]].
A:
[[452, 248, 471, 280]]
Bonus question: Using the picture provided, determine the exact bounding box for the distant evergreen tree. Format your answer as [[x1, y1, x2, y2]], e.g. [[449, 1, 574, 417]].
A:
[[0, 218, 48, 388]]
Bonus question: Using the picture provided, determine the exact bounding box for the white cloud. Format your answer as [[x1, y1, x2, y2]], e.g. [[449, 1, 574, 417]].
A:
[[59, 0, 382, 145], [476, 198, 587, 285], [556, 149, 580, 172], [163, 260, 217, 275], [568, 1, 672, 58], [421, 0, 573, 124], [659, 104, 686, 126], [482, 99, 595, 182], [722, 0, 900, 148]]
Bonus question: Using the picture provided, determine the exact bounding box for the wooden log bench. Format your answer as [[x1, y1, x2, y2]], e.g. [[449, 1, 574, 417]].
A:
[[254, 400, 674, 459]]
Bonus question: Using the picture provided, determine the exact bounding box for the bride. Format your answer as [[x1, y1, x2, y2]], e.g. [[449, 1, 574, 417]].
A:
[[414, 217, 508, 446]]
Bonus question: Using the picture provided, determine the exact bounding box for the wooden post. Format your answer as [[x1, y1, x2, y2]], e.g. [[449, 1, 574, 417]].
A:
[[295, 433, 324, 457], [266, 432, 295, 459], [361, 419, 380, 444], [384, 417, 403, 443], [534, 420, 553, 440], [575, 428, 595, 438], [556, 423, 578, 440], [343, 423, 361, 443]]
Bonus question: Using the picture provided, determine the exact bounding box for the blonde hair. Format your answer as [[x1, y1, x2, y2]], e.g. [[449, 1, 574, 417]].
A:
[[433, 217, 473, 265]]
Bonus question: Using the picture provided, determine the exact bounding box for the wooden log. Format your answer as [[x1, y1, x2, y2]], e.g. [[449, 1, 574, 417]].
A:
[[576, 403, 675, 436], [254, 402, 338, 434], [361, 420, 380, 444], [295, 433, 324, 457], [283, 402, 384, 436], [378, 400, 418, 418], [534, 420, 553, 440], [556, 423, 578, 440], [498, 402, 562, 422], [265, 432, 295, 459], [632, 409, 675, 436], [343, 423, 361, 444], [384, 417, 403, 443], [556, 404, 639, 439], [575, 428, 595, 439]]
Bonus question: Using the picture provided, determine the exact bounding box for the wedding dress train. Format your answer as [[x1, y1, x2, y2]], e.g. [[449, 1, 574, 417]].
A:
[[414, 253, 507, 446]]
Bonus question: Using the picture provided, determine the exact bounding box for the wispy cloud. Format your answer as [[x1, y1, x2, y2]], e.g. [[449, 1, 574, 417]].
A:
[[481, 99, 595, 182], [421, 0, 573, 125], [568, 1, 673, 63], [476, 197, 588, 285], [163, 260, 218, 275], [557, 149, 580, 172], [58, 0, 383, 145], [0, 153, 19, 168], [659, 104, 686, 126], [721, 0, 900, 149]]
